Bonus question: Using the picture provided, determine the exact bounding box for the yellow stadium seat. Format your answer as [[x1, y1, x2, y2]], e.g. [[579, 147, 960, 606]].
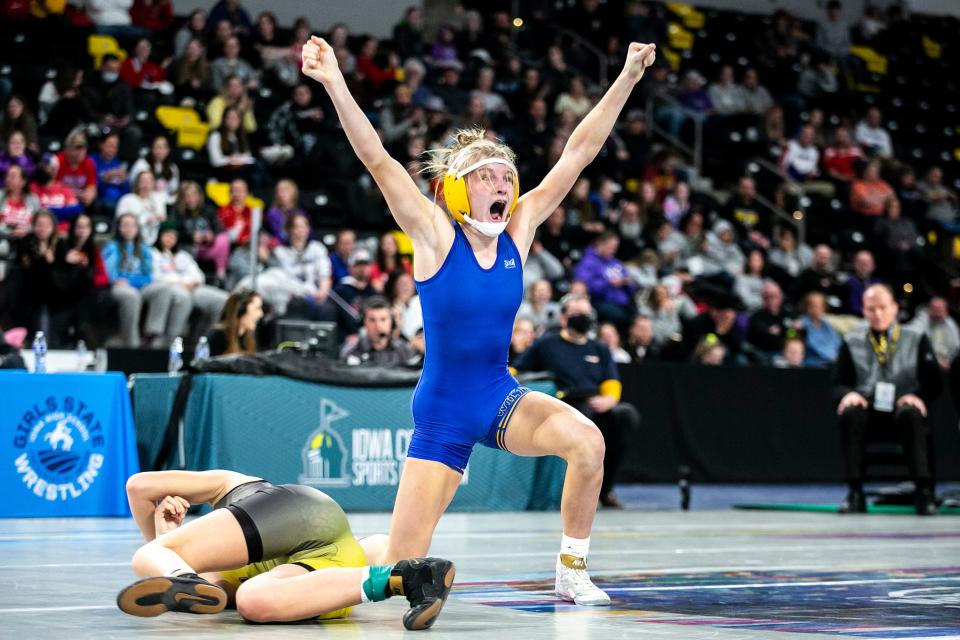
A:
[[922, 36, 941, 59], [849, 46, 888, 75], [155, 106, 210, 150], [87, 34, 127, 69], [660, 46, 681, 72], [204, 181, 263, 210], [666, 3, 705, 29], [667, 22, 694, 51], [391, 230, 413, 256], [205, 181, 229, 206]]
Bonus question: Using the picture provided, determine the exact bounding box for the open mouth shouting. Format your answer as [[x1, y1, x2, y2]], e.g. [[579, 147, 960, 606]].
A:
[[489, 200, 507, 222]]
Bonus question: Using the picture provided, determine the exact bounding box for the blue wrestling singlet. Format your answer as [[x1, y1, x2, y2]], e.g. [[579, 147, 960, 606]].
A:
[[409, 223, 530, 472]]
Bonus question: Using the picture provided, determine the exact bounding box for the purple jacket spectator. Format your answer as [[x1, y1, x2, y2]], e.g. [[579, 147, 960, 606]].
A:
[[265, 206, 308, 244], [679, 88, 713, 113], [574, 245, 637, 307], [0, 152, 36, 181]]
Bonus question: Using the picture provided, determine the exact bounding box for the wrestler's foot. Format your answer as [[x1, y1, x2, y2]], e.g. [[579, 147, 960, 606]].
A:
[[391, 557, 456, 630], [117, 573, 227, 617], [555, 554, 611, 606]]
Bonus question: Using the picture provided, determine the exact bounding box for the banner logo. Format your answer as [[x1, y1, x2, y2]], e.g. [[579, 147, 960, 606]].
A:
[[299, 399, 351, 487], [300, 398, 460, 488], [12, 396, 105, 502]]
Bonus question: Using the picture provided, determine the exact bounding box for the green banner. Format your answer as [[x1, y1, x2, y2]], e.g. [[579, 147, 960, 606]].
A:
[[132, 374, 565, 512]]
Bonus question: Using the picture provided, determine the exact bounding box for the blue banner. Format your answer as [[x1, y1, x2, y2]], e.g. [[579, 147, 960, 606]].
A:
[[2, 372, 140, 517]]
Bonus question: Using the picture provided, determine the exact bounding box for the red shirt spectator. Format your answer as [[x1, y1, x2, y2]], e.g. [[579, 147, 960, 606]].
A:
[[130, 0, 174, 31], [217, 179, 254, 245], [822, 128, 865, 182], [1, 0, 30, 21], [120, 39, 167, 89], [53, 133, 97, 206], [0, 195, 36, 236], [217, 202, 253, 245], [355, 37, 398, 95]]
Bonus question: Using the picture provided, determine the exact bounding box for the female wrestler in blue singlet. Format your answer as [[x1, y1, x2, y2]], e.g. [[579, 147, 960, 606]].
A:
[[302, 35, 656, 605]]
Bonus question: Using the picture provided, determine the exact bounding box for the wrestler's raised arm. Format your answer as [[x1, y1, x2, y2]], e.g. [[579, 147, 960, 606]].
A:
[[510, 42, 657, 249], [301, 37, 449, 256]]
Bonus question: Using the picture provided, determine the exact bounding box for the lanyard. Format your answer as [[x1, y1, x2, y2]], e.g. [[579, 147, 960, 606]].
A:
[[868, 324, 900, 366]]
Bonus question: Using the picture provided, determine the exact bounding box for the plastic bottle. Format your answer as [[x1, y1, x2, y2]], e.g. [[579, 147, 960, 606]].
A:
[[194, 336, 210, 362], [168, 336, 184, 375], [32, 331, 47, 373], [76, 339, 89, 371]]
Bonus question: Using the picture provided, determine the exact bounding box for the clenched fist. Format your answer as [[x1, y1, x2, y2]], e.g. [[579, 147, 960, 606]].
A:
[[622, 42, 657, 83], [301, 36, 341, 86]]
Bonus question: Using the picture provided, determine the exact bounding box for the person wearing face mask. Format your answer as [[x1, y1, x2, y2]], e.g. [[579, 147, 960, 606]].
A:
[[338, 296, 417, 367], [514, 294, 640, 509], [80, 54, 133, 133], [302, 34, 657, 606]]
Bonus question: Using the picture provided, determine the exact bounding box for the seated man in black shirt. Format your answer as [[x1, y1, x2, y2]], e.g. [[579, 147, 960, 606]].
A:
[[339, 296, 417, 368], [747, 281, 791, 360], [514, 294, 640, 508], [834, 284, 942, 515]]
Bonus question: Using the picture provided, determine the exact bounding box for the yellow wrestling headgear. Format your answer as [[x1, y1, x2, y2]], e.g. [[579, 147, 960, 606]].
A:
[[442, 151, 520, 236]]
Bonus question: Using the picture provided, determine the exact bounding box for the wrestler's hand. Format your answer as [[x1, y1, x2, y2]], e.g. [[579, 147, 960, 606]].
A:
[[154, 495, 190, 536], [622, 42, 657, 83], [302, 36, 342, 86]]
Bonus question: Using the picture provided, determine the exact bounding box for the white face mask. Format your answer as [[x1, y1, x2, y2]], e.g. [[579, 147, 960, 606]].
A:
[[462, 215, 508, 237]]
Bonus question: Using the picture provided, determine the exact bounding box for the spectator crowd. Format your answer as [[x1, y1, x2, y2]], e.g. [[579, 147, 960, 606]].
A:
[[0, 0, 957, 374]]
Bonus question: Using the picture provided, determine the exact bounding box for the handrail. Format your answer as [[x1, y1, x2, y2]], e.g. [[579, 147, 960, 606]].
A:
[[549, 26, 610, 89], [644, 94, 805, 243], [645, 93, 703, 175], [748, 157, 807, 245]]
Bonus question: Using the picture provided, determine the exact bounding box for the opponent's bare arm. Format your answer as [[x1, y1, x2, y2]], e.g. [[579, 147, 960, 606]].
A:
[[126, 470, 258, 540], [301, 37, 449, 256], [510, 42, 657, 252]]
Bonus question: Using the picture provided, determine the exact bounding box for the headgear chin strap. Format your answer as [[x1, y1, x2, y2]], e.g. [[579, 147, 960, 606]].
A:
[[442, 153, 520, 235]]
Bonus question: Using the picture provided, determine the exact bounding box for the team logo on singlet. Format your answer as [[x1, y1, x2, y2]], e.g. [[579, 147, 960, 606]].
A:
[[12, 396, 105, 502], [503, 258, 516, 269], [299, 399, 351, 487]]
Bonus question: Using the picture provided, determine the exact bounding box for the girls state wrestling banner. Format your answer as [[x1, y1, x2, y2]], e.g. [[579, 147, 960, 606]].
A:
[[131, 374, 565, 512], [1, 371, 139, 517]]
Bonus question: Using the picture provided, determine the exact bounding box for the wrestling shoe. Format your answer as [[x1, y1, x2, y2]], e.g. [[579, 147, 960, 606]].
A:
[[391, 557, 456, 630], [117, 573, 227, 617], [555, 553, 611, 606]]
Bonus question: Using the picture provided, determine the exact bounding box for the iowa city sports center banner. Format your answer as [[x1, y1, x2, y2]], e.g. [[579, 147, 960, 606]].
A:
[[2, 371, 139, 517], [134, 374, 565, 511]]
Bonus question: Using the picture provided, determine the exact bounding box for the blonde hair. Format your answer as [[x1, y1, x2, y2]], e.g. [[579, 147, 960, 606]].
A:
[[421, 127, 517, 179]]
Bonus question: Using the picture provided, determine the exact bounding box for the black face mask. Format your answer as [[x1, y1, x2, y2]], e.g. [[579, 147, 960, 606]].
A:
[[566, 313, 593, 334]]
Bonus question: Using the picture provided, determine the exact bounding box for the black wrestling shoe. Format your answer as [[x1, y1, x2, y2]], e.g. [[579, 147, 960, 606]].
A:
[[117, 573, 227, 617], [838, 489, 867, 514], [391, 558, 456, 630]]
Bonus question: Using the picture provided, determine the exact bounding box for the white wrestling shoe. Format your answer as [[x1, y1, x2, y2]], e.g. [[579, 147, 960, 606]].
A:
[[554, 553, 611, 606]]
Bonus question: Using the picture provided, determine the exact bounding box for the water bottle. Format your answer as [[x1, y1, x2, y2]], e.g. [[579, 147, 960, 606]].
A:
[[32, 331, 47, 373], [76, 339, 89, 371], [194, 336, 210, 363], [168, 336, 184, 375]]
